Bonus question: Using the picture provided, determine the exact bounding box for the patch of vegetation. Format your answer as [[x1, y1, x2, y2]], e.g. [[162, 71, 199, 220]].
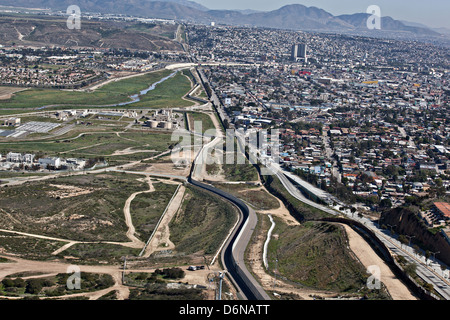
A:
[[222, 162, 259, 182], [0, 173, 149, 243], [169, 186, 238, 256], [267, 218, 369, 293], [60, 243, 141, 264], [98, 290, 119, 300], [128, 284, 204, 300], [263, 174, 332, 221], [0, 232, 62, 260], [0, 257, 11, 263], [124, 268, 186, 288], [130, 182, 179, 242], [0, 273, 114, 298]]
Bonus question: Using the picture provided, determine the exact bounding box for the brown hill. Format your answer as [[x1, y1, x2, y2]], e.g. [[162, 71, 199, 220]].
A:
[[0, 15, 182, 51]]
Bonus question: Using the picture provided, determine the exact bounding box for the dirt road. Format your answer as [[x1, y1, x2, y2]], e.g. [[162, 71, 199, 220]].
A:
[[123, 176, 155, 248], [141, 184, 185, 258], [342, 224, 417, 300]]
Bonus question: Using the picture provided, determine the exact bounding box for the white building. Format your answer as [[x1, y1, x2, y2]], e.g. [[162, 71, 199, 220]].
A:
[[6, 152, 23, 162], [39, 157, 61, 169], [4, 118, 21, 127]]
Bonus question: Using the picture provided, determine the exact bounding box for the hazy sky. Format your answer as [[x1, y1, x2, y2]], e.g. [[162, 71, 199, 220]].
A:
[[195, 0, 450, 29]]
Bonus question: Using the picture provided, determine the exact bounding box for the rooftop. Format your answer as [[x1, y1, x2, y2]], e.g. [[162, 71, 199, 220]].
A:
[[434, 202, 450, 218]]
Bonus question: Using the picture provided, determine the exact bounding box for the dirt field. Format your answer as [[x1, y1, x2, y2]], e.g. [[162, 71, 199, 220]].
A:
[[0, 87, 28, 100], [0, 254, 217, 300], [341, 224, 417, 300]]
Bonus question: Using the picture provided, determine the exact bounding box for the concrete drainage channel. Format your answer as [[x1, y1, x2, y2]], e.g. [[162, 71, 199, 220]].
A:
[[188, 177, 271, 300]]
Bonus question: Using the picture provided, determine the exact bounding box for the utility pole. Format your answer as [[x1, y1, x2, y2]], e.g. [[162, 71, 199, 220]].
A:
[[387, 224, 396, 235], [405, 235, 415, 247], [430, 251, 440, 268], [218, 272, 225, 301], [122, 256, 127, 285]]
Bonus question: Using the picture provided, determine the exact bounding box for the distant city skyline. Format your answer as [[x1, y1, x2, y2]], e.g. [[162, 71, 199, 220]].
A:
[[195, 0, 450, 29]]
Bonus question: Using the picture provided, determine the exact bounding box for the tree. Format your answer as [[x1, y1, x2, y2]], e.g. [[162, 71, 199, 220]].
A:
[[1, 278, 15, 288], [413, 245, 421, 257], [398, 235, 408, 248], [425, 250, 431, 262], [379, 198, 392, 210], [423, 283, 434, 292], [25, 279, 43, 295], [13, 278, 26, 288], [404, 263, 417, 277]]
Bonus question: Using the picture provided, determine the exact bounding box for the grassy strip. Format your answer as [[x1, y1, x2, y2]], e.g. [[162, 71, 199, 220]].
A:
[[60, 243, 141, 265], [168, 186, 238, 256], [263, 174, 331, 221], [130, 182, 179, 242], [187, 111, 216, 134], [0, 131, 173, 160], [213, 183, 279, 211], [126, 71, 194, 109], [0, 69, 173, 109]]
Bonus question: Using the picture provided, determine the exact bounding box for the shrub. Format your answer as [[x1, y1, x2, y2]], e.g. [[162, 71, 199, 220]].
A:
[[25, 279, 43, 294]]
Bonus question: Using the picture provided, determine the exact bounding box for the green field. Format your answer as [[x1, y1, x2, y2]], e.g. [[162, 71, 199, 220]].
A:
[[0, 131, 174, 161], [187, 111, 216, 134], [0, 68, 193, 110], [127, 71, 193, 109]]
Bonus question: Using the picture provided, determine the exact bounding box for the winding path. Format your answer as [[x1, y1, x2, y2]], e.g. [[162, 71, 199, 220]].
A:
[[123, 176, 155, 248]]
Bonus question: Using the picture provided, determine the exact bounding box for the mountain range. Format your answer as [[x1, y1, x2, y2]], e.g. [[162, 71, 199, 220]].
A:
[[0, 0, 446, 39]]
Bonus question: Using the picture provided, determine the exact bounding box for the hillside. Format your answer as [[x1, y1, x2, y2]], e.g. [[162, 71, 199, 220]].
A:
[[381, 207, 450, 266], [0, 1, 443, 40], [0, 14, 182, 50]]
